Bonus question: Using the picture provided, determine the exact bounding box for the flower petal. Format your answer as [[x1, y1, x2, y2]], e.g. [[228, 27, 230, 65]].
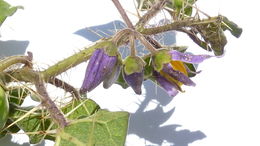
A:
[[103, 61, 122, 89], [162, 64, 196, 86], [123, 71, 144, 95], [170, 50, 211, 64], [81, 49, 117, 93], [81, 49, 103, 93], [154, 72, 179, 97]]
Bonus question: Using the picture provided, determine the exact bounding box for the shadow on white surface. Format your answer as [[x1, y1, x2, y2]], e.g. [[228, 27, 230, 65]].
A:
[[0, 40, 29, 58], [128, 80, 206, 146]]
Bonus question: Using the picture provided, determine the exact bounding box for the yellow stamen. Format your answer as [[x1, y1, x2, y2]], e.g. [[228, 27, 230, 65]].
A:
[[159, 61, 188, 92], [170, 61, 188, 76]]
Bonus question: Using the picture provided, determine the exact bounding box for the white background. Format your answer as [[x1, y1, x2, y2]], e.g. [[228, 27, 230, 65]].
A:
[[1, 0, 260, 146]]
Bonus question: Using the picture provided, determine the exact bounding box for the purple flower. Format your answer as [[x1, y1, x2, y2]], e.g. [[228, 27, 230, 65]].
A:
[[153, 50, 212, 97], [122, 56, 145, 95], [161, 63, 196, 86], [170, 50, 211, 64], [153, 71, 179, 97], [80, 48, 117, 93], [123, 71, 144, 95]]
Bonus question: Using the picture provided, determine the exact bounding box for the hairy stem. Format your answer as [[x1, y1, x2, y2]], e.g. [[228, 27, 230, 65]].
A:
[[42, 40, 109, 80], [0, 54, 32, 72], [112, 0, 135, 29], [34, 73, 68, 128], [135, 0, 167, 30], [48, 77, 80, 99], [140, 16, 220, 35], [133, 31, 157, 54], [129, 35, 136, 56]]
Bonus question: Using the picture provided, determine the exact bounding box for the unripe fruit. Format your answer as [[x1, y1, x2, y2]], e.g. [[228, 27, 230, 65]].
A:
[[0, 86, 9, 129]]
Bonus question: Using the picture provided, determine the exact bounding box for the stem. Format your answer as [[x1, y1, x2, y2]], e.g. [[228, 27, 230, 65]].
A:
[[133, 31, 157, 54], [112, 28, 132, 45], [42, 40, 109, 80], [0, 55, 32, 72], [112, 0, 135, 29], [129, 35, 136, 56], [112, 0, 163, 51], [48, 77, 80, 99], [135, 0, 167, 30], [140, 16, 220, 35], [34, 73, 68, 128]]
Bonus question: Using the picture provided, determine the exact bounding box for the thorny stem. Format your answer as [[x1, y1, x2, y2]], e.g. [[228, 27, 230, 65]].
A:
[[133, 31, 157, 54], [48, 77, 80, 99], [0, 52, 32, 72], [111, 0, 135, 29], [112, 28, 132, 45], [42, 40, 109, 80], [34, 73, 68, 128], [1, 8, 220, 84], [112, 0, 162, 52], [140, 16, 221, 35], [135, 0, 167, 30]]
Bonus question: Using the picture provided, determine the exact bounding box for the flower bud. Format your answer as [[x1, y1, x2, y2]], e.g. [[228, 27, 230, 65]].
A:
[[80, 48, 118, 93], [123, 56, 145, 95], [103, 57, 122, 89]]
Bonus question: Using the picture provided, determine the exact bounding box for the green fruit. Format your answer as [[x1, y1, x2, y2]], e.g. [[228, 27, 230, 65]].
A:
[[0, 86, 9, 129]]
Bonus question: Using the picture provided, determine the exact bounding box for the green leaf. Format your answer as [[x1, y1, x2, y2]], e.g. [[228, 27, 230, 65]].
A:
[[0, 0, 23, 26], [9, 104, 53, 144], [55, 110, 129, 146], [8, 99, 100, 144], [62, 99, 100, 120]]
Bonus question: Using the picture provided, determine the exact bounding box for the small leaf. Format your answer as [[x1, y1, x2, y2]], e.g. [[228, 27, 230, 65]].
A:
[[55, 110, 129, 146]]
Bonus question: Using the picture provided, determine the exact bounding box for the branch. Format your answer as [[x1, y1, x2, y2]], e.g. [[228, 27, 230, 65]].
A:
[[34, 73, 68, 128], [112, 0, 135, 29], [42, 40, 110, 80], [135, 0, 167, 30], [0, 52, 32, 72], [48, 77, 80, 99], [140, 16, 220, 35]]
